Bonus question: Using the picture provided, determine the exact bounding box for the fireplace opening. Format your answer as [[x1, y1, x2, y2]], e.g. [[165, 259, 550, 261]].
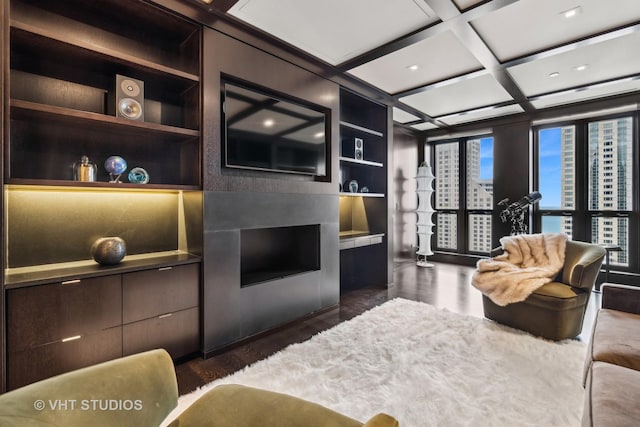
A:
[[240, 224, 321, 287]]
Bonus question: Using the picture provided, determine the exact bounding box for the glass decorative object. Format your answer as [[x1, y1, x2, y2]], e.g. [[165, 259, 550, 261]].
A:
[[73, 155, 97, 182], [348, 179, 359, 193], [416, 161, 435, 267], [104, 156, 127, 183], [128, 167, 150, 184]]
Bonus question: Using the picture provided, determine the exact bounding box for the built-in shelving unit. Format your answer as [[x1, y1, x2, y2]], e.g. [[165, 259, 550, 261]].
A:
[[7, 0, 201, 188], [338, 88, 389, 292], [2, 0, 204, 391]]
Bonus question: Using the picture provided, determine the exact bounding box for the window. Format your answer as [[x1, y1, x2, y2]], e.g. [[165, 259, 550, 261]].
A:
[[434, 135, 493, 254], [536, 125, 575, 240], [535, 115, 635, 269]]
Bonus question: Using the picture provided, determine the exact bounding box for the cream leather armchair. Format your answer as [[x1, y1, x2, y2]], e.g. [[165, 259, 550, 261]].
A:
[[482, 239, 605, 341]]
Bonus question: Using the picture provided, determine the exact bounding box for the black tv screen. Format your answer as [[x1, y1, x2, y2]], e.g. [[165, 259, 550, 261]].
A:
[[223, 81, 328, 177]]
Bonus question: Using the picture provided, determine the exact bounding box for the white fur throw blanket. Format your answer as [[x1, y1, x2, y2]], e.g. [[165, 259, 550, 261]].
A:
[[471, 233, 568, 306]]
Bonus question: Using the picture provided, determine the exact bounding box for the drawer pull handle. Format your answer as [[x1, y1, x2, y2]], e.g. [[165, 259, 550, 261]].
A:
[[158, 267, 173, 271], [159, 313, 173, 319], [61, 279, 81, 285], [62, 335, 81, 343]]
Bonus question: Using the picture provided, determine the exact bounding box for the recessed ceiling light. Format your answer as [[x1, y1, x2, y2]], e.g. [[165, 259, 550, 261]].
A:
[[314, 132, 325, 139], [561, 6, 582, 19], [573, 64, 589, 72], [407, 64, 420, 71], [263, 119, 275, 127], [200, 0, 213, 4], [549, 72, 560, 78]]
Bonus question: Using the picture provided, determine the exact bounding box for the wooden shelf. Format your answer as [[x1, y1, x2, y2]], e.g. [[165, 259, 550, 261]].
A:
[[11, 99, 199, 139], [4, 251, 201, 288], [339, 156, 384, 168], [340, 121, 384, 137], [10, 17, 199, 83], [6, 179, 200, 192], [339, 192, 385, 198]]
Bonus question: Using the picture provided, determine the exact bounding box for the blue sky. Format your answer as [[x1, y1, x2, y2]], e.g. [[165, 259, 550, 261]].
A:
[[538, 128, 562, 209], [479, 137, 493, 180]]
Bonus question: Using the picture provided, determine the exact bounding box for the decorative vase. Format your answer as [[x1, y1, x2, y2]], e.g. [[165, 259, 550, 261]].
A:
[[348, 179, 359, 193], [91, 237, 127, 265]]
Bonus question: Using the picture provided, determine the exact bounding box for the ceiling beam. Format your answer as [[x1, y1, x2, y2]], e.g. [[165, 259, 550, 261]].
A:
[[336, 0, 519, 72]]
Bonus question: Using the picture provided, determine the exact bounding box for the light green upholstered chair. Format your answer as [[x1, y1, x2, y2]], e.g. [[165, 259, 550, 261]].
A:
[[482, 239, 605, 341], [0, 349, 399, 427], [168, 384, 397, 427], [0, 349, 178, 427]]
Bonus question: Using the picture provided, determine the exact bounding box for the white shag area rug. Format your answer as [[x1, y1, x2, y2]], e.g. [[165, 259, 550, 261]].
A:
[[164, 298, 586, 427]]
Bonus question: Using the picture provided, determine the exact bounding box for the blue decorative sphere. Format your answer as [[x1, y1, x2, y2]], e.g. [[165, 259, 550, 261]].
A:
[[104, 156, 127, 175]]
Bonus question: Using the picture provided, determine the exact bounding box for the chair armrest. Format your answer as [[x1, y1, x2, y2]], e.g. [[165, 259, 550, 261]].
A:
[[602, 283, 640, 314], [562, 242, 605, 290]]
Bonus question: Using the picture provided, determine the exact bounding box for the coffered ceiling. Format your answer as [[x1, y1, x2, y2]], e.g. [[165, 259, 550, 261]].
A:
[[202, 0, 640, 130]]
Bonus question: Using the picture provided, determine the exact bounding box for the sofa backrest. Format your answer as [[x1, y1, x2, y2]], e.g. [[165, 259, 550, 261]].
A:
[[0, 349, 178, 427]]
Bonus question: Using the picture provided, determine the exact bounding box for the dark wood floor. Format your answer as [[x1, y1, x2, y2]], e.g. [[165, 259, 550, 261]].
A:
[[174, 260, 600, 395]]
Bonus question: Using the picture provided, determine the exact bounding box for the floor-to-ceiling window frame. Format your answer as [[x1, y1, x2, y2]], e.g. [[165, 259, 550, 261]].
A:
[[533, 112, 639, 274], [433, 134, 494, 256]]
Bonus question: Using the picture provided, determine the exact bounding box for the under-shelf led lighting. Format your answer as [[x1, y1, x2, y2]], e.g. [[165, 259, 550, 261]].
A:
[[407, 64, 420, 71], [573, 64, 589, 72]]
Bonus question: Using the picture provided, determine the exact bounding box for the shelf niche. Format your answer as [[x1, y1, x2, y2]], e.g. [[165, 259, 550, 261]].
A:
[[7, 0, 202, 189]]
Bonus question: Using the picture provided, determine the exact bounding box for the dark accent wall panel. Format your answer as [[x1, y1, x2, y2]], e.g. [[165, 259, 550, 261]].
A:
[[393, 125, 422, 261], [202, 27, 339, 194], [1, 0, 7, 392], [492, 119, 532, 246], [202, 191, 339, 353]]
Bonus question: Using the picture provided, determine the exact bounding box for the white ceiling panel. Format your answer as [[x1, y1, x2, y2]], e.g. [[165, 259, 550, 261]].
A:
[[472, 0, 640, 61], [411, 122, 440, 130], [393, 107, 421, 123], [530, 77, 640, 110], [437, 104, 524, 125], [228, 0, 438, 65], [399, 74, 514, 117], [348, 31, 483, 94], [507, 32, 640, 97]]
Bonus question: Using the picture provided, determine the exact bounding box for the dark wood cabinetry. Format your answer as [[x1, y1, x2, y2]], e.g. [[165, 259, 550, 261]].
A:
[[339, 88, 390, 291], [5, 262, 200, 390], [7, 0, 201, 188], [1, 0, 204, 391], [122, 264, 200, 359]]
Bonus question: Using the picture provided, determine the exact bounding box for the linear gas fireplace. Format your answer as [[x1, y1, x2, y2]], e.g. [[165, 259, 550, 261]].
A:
[[240, 224, 321, 287]]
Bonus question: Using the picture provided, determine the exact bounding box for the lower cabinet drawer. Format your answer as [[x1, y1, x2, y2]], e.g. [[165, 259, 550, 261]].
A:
[[123, 307, 199, 360], [123, 263, 199, 324], [7, 275, 122, 352], [7, 327, 122, 391]]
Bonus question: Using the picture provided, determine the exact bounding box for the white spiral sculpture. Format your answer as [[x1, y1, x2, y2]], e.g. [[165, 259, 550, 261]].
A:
[[416, 161, 435, 267]]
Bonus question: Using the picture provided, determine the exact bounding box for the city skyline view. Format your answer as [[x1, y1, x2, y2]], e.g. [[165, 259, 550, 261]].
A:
[[434, 117, 632, 263]]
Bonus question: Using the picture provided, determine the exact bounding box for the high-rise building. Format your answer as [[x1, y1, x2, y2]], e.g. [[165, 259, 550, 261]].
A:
[[560, 126, 575, 237], [587, 118, 632, 265], [435, 139, 493, 253]]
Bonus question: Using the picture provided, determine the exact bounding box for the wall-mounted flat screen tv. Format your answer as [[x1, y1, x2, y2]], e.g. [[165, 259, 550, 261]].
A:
[[222, 81, 328, 177]]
